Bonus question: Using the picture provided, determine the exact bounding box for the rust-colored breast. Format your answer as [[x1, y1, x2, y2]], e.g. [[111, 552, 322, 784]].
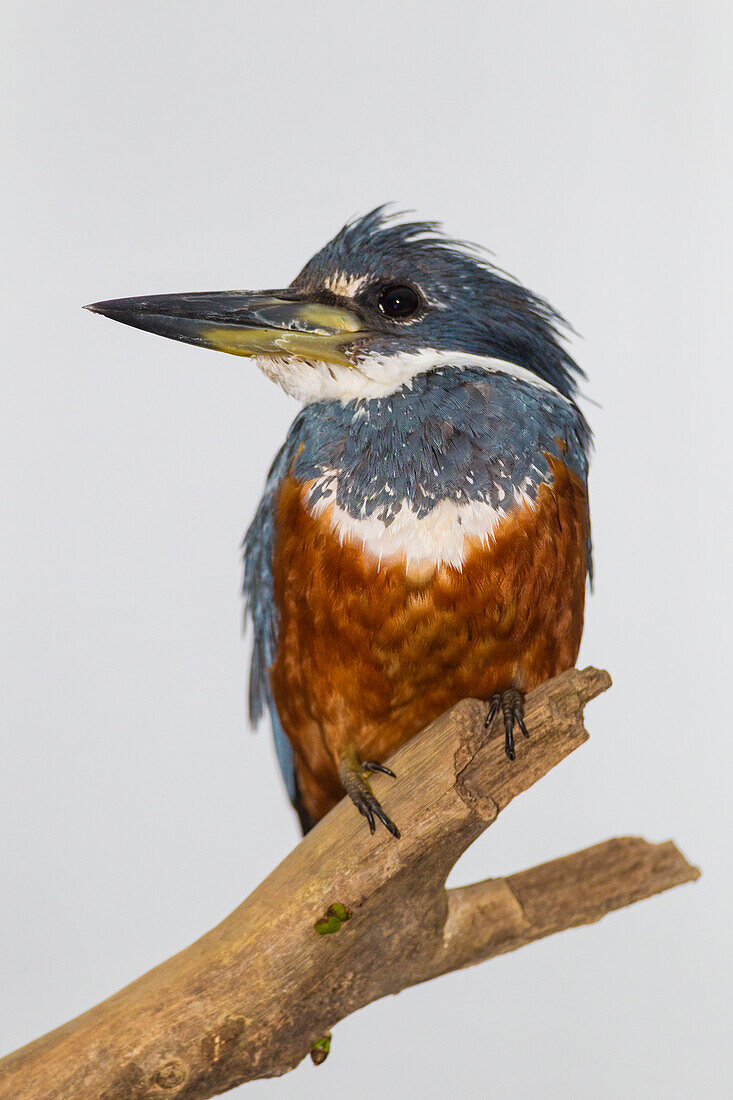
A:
[[270, 460, 590, 823]]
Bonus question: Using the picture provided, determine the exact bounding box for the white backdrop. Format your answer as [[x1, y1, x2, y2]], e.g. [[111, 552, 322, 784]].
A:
[[1, 3, 730, 1096]]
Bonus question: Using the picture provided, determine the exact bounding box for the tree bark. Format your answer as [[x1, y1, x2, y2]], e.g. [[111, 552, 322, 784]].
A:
[[0, 667, 699, 1099]]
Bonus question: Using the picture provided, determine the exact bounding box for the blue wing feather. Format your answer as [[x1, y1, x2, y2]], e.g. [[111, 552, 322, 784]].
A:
[[242, 413, 306, 805]]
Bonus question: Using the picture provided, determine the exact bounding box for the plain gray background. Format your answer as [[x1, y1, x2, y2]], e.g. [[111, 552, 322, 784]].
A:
[[1, 3, 731, 1096]]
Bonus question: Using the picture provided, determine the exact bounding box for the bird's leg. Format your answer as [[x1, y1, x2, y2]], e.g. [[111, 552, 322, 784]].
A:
[[484, 687, 530, 761], [338, 744, 400, 838]]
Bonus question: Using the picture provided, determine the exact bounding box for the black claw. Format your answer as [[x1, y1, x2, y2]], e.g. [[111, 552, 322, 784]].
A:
[[485, 688, 528, 759], [515, 712, 530, 740], [373, 804, 401, 838], [504, 721, 515, 760], [362, 761, 396, 778], [358, 791, 401, 838], [360, 802, 376, 833], [502, 698, 515, 760], [340, 747, 401, 839], [485, 696, 501, 729]]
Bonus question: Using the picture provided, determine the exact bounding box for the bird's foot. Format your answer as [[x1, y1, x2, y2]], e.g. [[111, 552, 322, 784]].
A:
[[338, 746, 400, 838], [484, 688, 529, 761]]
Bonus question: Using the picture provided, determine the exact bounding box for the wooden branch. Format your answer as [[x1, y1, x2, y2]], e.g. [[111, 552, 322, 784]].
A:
[[0, 668, 699, 1099]]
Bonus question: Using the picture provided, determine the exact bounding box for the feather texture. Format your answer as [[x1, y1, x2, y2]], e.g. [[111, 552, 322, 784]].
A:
[[243, 362, 591, 816]]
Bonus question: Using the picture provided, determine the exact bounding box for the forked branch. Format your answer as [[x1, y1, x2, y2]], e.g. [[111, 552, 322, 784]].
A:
[[0, 668, 699, 1099]]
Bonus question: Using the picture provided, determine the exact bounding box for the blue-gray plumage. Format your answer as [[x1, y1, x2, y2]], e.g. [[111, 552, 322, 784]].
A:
[[293, 206, 583, 399], [296, 368, 589, 519], [243, 428, 305, 801]]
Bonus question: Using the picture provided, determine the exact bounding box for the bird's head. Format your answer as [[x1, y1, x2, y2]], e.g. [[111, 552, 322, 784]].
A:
[[87, 207, 582, 403]]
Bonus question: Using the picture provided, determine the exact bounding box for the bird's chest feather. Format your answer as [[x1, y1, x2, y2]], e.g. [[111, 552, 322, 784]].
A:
[[270, 458, 589, 791], [263, 368, 591, 817]]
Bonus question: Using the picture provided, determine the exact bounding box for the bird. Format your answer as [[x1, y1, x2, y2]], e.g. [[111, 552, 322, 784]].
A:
[[86, 207, 592, 839]]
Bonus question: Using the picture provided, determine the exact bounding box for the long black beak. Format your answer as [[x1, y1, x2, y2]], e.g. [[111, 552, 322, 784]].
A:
[[84, 290, 364, 366]]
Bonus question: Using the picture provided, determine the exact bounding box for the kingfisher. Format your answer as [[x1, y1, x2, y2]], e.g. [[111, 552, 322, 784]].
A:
[[87, 208, 592, 838]]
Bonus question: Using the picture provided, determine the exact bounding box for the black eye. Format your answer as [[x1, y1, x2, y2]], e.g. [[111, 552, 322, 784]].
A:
[[377, 284, 421, 320]]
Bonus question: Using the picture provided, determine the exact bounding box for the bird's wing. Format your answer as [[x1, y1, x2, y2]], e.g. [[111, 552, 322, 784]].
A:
[[562, 406, 593, 583], [242, 414, 306, 804]]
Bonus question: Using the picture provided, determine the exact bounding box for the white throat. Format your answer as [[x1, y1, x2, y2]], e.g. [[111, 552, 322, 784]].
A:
[[255, 348, 566, 404]]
